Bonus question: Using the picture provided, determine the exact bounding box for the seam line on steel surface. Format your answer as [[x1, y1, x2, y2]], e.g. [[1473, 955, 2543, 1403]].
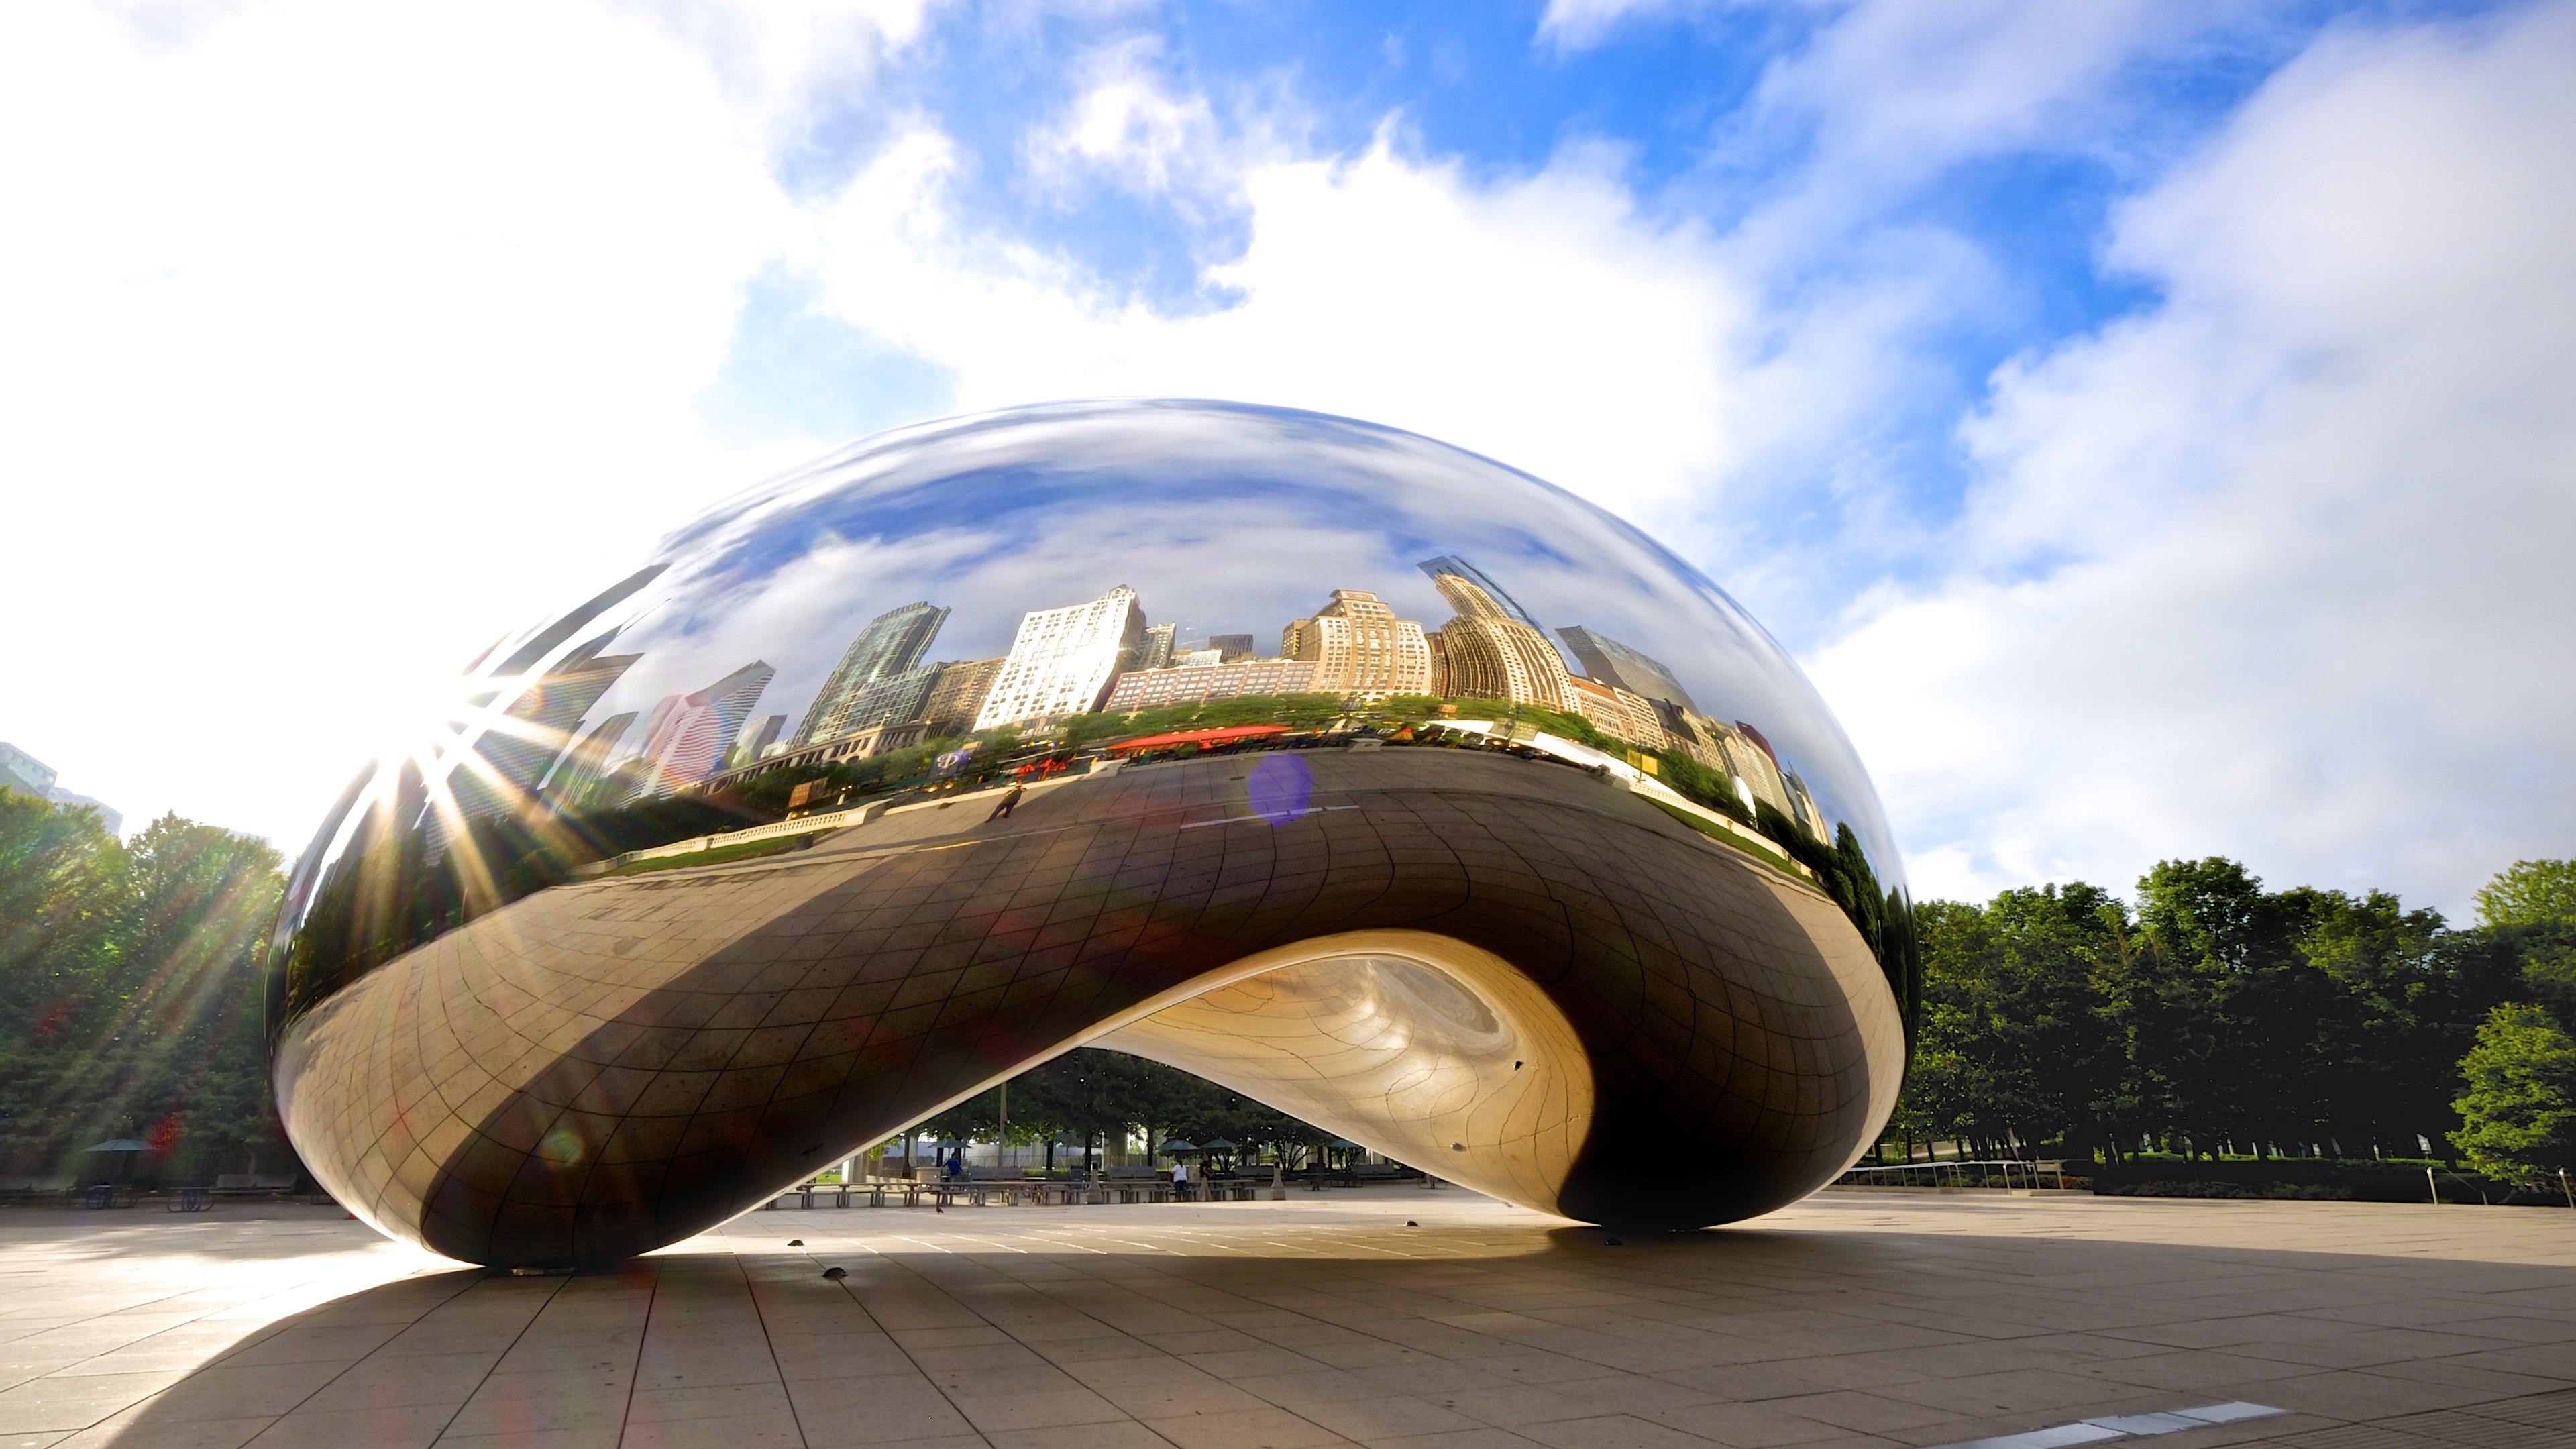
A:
[[1927, 1402, 2283, 1449], [1177, 805, 1366, 830]]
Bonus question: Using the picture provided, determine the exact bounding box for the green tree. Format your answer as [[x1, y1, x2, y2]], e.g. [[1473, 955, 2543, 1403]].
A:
[[0, 795, 291, 1183], [2475, 860, 2576, 929], [2449, 1002, 2576, 1184]]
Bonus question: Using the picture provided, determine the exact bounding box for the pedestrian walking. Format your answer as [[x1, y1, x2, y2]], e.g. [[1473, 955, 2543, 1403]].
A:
[[988, 781, 1026, 820]]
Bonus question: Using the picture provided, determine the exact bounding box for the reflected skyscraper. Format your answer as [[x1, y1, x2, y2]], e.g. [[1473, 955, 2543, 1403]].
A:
[[1426, 570, 1574, 712], [540, 710, 635, 806], [472, 643, 641, 800], [731, 714, 786, 769], [1558, 627, 1696, 712], [974, 586, 1147, 731], [920, 659, 1003, 737], [629, 661, 773, 797], [1281, 590, 1432, 698], [1417, 555, 1553, 640], [1138, 622, 1177, 671], [794, 602, 949, 747]]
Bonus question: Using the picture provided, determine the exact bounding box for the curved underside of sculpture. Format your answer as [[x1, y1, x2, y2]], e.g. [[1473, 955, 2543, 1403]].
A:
[[274, 747, 1906, 1267]]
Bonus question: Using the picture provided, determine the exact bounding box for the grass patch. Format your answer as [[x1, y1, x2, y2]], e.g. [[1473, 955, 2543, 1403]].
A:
[[611, 833, 824, 875], [1644, 798, 1803, 878]]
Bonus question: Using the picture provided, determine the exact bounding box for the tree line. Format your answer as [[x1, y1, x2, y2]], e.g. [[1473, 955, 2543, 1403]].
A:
[[0, 789, 292, 1185], [1894, 855, 2576, 1187], [10, 777, 2568, 1199], [909, 1048, 1342, 1174]]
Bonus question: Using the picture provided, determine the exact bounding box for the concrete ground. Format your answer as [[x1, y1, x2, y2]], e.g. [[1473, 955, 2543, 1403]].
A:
[[0, 1187, 2570, 1449]]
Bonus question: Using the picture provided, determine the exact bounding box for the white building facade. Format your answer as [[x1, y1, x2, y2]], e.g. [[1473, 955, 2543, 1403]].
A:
[[973, 586, 1148, 731]]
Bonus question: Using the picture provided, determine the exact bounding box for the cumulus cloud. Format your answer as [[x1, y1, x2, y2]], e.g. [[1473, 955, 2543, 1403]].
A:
[[795, 125, 1755, 533], [0, 1, 800, 845], [1024, 36, 1228, 201], [1, 0, 1761, 849], [1812, 3, 2576, 914], [13, 0, 2563, 935]]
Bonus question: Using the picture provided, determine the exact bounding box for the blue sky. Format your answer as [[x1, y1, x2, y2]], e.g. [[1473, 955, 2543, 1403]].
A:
[[4, 0, 2572, 914]]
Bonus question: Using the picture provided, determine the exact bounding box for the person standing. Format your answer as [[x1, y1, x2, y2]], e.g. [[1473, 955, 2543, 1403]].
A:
[[987, 780, 1026, 820], [1171, 1158, 1189, 1201]]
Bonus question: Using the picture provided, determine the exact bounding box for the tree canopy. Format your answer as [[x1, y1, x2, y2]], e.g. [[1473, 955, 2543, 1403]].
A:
[[0, 790, 290, 1183], [2449, 1002, 2576, 1183], [1896, 856, 2569, 1172]]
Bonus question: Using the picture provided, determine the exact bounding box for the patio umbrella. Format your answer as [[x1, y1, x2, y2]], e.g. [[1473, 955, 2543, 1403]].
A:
[[1200, 1138, 1237, 1152], [85, 1139, 146, 1186], [1158, 1140, 1198, 1155]]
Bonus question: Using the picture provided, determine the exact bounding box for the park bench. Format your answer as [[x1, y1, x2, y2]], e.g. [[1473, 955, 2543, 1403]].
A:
[[213, 1173, 299, 1196]]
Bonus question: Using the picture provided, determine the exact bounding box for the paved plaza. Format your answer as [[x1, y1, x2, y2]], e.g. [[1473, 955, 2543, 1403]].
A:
[[0, 1188, 2570, 1449]]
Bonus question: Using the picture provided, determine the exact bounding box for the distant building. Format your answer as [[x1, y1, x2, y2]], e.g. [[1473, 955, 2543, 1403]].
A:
[[920, 658, 1004, 736], [1138, 623, 1177, 671], [794, 602, 949, 747], [45, 790, 121, 837], [834, 666, 939, 737], [630, 661, 775, 798], [1208, 633, 1255, 663], [1644, 704, 1793, 818], [1784, 769, 1829, 843], [1416, 555, 1554, 641], [1171, 647, 1224, 668], [1104, 659, 1320, 712], [1558, 627, 1695, 711], [1566, 676, 1666, 751], [1716, 720, 1792, 819], [1, 744, 119, 834], [0, 743, 56, 800], [1281, 589, 1432, 698], [540, 711, 636, 807], [458, 641, 640, 818], [731, 714, 786, 769], [1425, 573, 1574, 712], [975, 586, 1147, 731]]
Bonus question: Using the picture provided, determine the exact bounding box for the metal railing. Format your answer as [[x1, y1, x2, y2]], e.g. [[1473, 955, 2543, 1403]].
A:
[[1833, 1159, 2069, 1191], [765, 1176, 1283, 1210]]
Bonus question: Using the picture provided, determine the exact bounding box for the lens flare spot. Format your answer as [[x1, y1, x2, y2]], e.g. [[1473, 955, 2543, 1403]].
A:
[[1247, 755, 1314, 825]]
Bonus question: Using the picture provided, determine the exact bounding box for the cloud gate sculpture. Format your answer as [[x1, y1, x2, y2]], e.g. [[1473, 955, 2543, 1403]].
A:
[[266, 400, 1917, 1267]]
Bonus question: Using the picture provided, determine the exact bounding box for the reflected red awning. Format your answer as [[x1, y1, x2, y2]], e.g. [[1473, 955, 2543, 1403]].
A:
[[1105, 724, 1294, 755]]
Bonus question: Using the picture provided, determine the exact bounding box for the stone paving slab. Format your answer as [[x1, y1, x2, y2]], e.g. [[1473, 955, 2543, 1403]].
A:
[[0, 1189, 2567, 1448]]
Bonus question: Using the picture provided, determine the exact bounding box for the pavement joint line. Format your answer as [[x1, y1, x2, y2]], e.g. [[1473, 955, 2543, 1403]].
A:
[[1930, 1401, 2285, 1448]]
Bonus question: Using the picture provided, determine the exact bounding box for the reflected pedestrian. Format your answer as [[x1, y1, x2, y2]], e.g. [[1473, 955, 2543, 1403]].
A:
[[988, 781, 1026, 820]]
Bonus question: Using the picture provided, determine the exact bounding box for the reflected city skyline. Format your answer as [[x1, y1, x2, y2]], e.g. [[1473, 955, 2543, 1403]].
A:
[[264, 400, 1917, 1267]]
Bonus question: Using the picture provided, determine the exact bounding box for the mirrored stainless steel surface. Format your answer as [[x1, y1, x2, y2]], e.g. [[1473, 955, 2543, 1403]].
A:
[[266, 400, 1917, 1265]]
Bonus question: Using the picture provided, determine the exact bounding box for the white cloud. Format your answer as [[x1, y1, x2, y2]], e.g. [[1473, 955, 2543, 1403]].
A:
[[1812, 3, 2576, 914], [17, 0, 2562, 938], [621, 0, 936, 141], [797, 125, 1756, 533], [0, 1, 802, 847], [1535, 0, 1715, 52], [0, 1, 1764, 853], [1024, 36, 1227, 201]]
